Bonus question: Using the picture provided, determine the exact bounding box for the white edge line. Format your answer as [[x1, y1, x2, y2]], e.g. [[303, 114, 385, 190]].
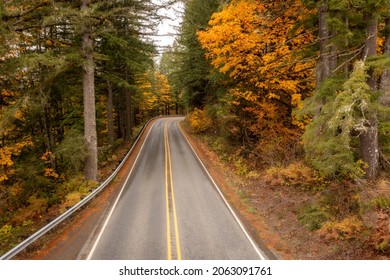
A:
[[177, 121, 267, 260], [86, 121, 157, 260]]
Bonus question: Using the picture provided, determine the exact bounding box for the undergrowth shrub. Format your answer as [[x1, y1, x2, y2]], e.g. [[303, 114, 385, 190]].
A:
[[298, 204, 329, 231], [234, 157, 249, 175], [206, 136, 230, 162], [372, 195, 390, 210], [55, 128, 87, 175], [202, 134, 251, 176], [366, 180, 390, 253], [11, 195, 48, 225], [264, 161, 327, 190], [98, 138, 124, 165], [0, 224, 14, 254], [318, 216, 365, 240], [254, 129, 303, 167], [371, 210, 390, 253], [322, 182, 361, 218], [57, 176, 98, 213], [0, 220, 34, 256]]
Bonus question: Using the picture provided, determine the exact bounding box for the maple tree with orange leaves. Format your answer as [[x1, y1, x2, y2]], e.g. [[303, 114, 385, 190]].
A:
[[197, 0, 316, 158]]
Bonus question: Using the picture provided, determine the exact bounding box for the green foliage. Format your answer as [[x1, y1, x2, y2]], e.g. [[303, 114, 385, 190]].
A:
[[302, 61, 376, 179], [98, 138, 128, 166], [376, 240, 389, 253], [0, 224, 13, 239], [203, 135, 230, 162], [57, 175, 98, 213], [11, 195, 48, 225], [234, 158, 249, 176], [372, 195, 390, 210], [379, 121, 390, 162], [0, 224, 15, 254], [0, 220, 35, 255], [175, 0, 222, 109], [57, 175, 96, 198], [16, 158, 56, 196], [236, 189, 250, 204], [298, 204, 329, 231], [56, 128, 87, 175]]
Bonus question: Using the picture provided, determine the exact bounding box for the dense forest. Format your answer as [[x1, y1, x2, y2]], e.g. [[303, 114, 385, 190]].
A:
[[0, 0, 179, 253], [1, 0, 390, 258], [176, 0, 390, 181]]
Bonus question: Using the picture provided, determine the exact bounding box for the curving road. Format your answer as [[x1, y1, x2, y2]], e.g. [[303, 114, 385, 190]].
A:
[[84, 117, 269, 260]]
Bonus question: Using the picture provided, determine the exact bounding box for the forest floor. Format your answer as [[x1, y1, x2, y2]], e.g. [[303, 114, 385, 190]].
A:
[[180, 123, 390, 260]]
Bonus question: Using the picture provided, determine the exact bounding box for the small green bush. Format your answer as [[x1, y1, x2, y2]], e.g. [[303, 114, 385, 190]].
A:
[[55, 128, 87, 175], [372, 195, 390, 210], [298, 204, 329, 231]]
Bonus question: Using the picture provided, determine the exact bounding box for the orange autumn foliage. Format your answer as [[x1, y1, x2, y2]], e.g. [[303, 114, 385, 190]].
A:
[[0, 141, 33, 182], [197, 0, 316, 139]]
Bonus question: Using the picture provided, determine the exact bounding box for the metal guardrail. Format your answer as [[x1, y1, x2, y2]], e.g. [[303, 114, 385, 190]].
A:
[[0, 118, 154, 260]]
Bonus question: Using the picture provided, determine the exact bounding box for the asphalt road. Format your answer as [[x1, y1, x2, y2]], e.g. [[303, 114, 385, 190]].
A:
[[86, 117, 268, 260]]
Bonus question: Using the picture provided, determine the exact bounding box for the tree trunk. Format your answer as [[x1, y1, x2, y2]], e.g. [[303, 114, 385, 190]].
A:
[[82, 0, 98, 181], [107, 80, 114, 144], [360, 119, 379, 179], [360, 17, 379, 180]]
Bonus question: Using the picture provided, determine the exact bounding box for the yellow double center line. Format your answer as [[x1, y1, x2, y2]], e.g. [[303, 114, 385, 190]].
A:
[[164, 123, 182, 260]]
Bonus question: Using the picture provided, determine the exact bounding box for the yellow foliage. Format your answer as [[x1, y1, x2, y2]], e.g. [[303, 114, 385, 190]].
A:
[[0, 140, 32, 182], [264, 161, 326, 189], [197, 0, 316, 136], [0, 148, 14, 167], [41, 150, 54, 162], [319, 216, 365, 240], [11, 195, 48, 224], [59, 178, 96, 213], [44, 168, 59, 179], [187, 108, 212, 133], [0, 174, 9, 182], [62, 192, 82, 211], [0, 225, 13, 238], [136, 71, 172, 114]]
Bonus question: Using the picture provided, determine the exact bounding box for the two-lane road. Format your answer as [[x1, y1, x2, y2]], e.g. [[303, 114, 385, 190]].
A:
[[86, 117, 269, 260]]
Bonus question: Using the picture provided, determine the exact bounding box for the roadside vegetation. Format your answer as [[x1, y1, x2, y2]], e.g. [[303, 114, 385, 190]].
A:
[[184, 118, 390, 258]]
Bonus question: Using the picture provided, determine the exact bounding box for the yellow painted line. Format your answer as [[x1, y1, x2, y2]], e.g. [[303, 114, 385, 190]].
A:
[[166, 123, 182, 260], [164, 122, 182, 260], [164, 124, 172, 260]]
